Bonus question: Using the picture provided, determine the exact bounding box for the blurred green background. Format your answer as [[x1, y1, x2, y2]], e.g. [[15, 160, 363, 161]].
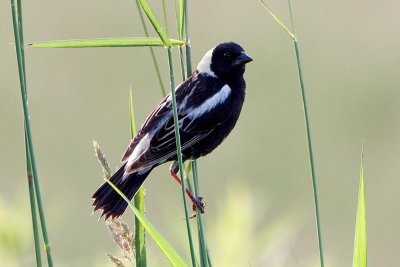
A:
[[1, 0, 399, 266]]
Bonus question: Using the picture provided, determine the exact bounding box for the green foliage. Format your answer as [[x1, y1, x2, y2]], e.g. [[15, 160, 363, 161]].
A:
[[257, 1, 324, 266], [28, 37, 184, 48], [353, 145, 367, 267], [10, 0, 53, 265], [104, 179, 189, 267], [136, 0, 171, 47], [130, 90, 148, 267], [177, 0, 184, 39]]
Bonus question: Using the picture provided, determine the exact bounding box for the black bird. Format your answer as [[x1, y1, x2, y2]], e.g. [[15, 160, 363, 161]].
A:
[[92, 42, 252, 219]]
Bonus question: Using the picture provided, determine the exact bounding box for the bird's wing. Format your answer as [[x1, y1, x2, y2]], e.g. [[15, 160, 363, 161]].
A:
[[120, 75, 198, 163], [121, 93, 172, 163], [123, 74, 233, 174]]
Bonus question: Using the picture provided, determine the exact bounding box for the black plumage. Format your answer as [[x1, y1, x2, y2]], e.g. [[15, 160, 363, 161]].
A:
[[92, 42, 252, 219]]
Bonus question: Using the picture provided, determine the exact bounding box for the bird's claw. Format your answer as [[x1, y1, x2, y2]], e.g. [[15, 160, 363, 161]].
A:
[[190, 196, 206, 219]]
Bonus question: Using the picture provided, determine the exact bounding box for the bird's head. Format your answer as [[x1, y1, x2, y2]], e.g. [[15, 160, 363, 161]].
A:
[[197, 42, 252, 81]]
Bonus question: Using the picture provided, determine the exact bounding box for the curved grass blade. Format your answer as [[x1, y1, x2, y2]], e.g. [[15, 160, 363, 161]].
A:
[[104, 178, 188, 267], [129, 89, 147, 267], [137, 0, 171, 47], [257, 0, 295, 40], [28, 37, 184, 48], [353, 143, 367, 267], [257, 1, 324, 266]]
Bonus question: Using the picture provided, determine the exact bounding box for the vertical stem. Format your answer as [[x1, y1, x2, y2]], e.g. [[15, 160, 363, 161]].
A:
[[25, 132, 42, 267], [134, 188, 147, 266], [293, 40, 324, 267], [178, 47, 187, 81], [161, 0, 169, 36], [183, 0, 192, 76], [192, 161, 209, 267], [130, 90, 147, 267], [134, 0, 166, 96], [183, 1, 211, 266], [167, 47, 197, 267], [172, 0, 187, 81], [10, 1, 54, 266]]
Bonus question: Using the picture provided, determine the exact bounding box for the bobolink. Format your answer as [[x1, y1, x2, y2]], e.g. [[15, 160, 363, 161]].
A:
[[92, 42, 252, 219]]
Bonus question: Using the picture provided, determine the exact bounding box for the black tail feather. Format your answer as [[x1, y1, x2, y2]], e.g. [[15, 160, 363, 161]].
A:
[[92, 164, 151, 219]]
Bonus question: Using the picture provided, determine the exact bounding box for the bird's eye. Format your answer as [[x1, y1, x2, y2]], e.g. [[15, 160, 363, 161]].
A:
[[223, 52, 231, 60]]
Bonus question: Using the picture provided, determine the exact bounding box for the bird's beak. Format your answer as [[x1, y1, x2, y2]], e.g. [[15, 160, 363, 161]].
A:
[[234, 52, 253, 66]]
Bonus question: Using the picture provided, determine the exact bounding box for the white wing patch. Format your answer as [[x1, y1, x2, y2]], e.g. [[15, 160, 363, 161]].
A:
[[125, 116, 171, 172], [196, 48, 217, 77], [187, 84, 231, 119], [126, 133, 151, 168]]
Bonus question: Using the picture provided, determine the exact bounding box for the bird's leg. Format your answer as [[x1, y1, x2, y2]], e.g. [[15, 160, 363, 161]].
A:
[[169, 161, 205, 215]]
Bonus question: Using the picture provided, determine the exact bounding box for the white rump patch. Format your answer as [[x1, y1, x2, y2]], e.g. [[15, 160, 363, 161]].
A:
[[124, 115, 170, 177], [126, 133, 151, 168], [196, 48, 217, 77], [188, 84, 231, 119]]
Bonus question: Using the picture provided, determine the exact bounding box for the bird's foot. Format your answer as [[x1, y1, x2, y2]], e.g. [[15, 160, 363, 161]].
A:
[[190, 196, 206, 218]]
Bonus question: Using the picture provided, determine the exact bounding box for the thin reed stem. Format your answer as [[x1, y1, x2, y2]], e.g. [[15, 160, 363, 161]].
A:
[[287, 3, 324, 265], [25, 133, 42, 267], [130, 90, 147, 267], [182, 2, 211, 266], [293, 39, 324, 267], [257, 1, 324, 265], [10, 0, 54, 265], [167, 47, 197, 267], [134, 0, 166, 96], [192, 161, 209, 267], [161, 0, 169, 36], [287, 2, 324, 265]]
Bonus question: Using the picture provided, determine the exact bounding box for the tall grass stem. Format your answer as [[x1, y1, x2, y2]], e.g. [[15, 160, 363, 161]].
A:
[[293, 40, 324, 267], [258, 1, 324, 265], [288, 3, 324, 263], [167, 47, 197, 267], [25, 134, 42, 267], [130, 90, 147, 267], [161, 0, 169, 36], [183, 2, 211, 265], [10, 0, 54, 265], [192, 161, 209, 267], [134, 0, 166, 96]]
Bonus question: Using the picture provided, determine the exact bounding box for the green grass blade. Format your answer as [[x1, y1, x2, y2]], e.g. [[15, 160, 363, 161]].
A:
[[183, 0, 192, 76], [177, 0, 184, 39], [294, 40, 325, 267], [258, 1, 324, 266], [161, 0, 169, 36], [137, 0, 171, 47], [10, 0, 54, 266], [134, 0, 167, 97], [257, 0, 295, 40], [129, 89, 137, 137], [28, 37, 183, 48], [173, 0, 186, 80], [129, 89, 147, 267], [104, 178, 188, 267], [353, 143, 367, 267]]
